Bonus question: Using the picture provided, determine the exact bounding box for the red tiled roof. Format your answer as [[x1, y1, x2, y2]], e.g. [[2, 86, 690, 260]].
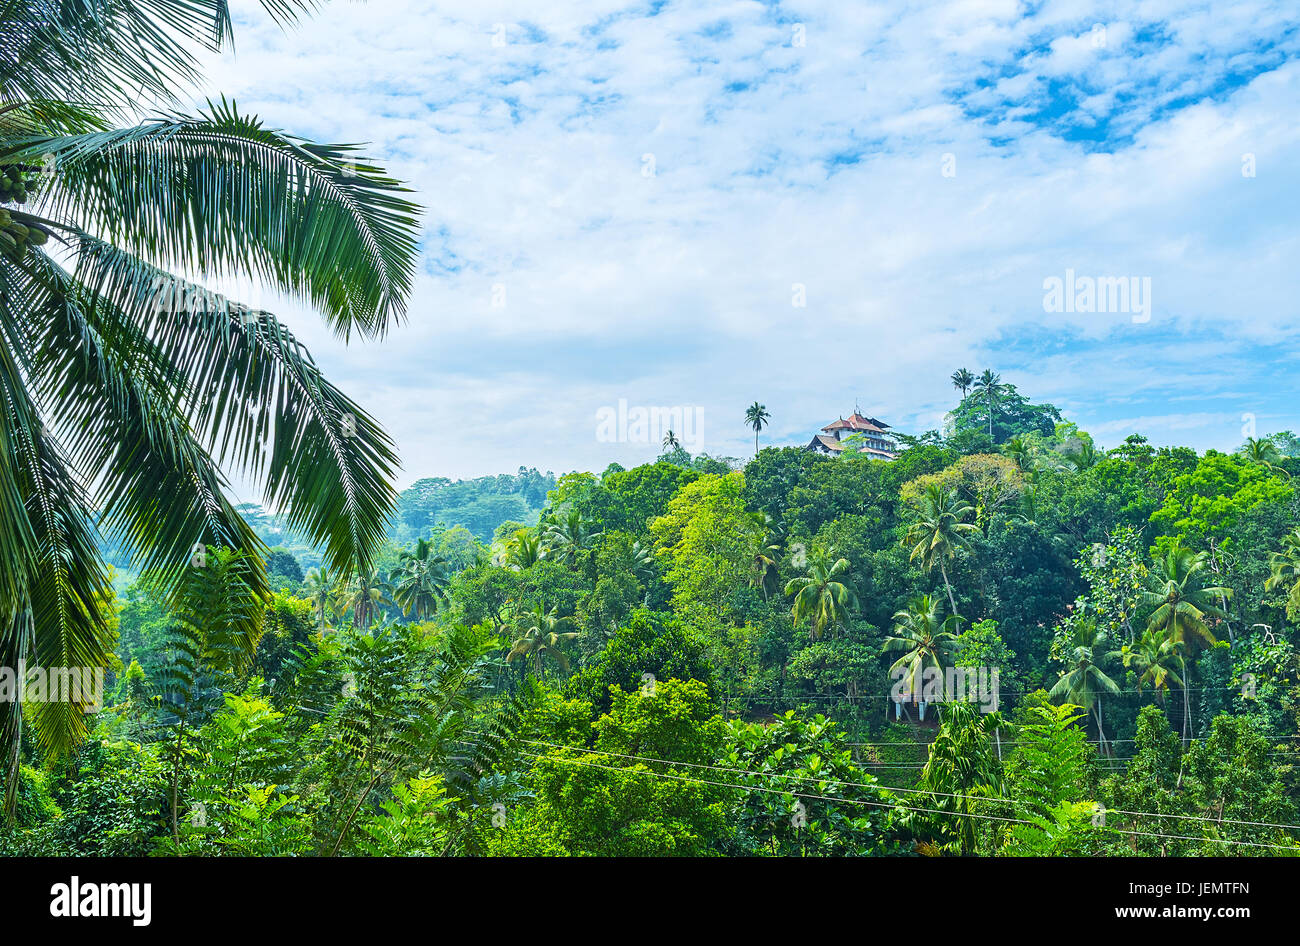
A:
[[807, 434, 845, 452], [821, 412, 889, 434]]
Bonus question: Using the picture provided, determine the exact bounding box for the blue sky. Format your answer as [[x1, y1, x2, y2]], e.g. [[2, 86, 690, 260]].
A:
[[194, 0, 1300, 491]]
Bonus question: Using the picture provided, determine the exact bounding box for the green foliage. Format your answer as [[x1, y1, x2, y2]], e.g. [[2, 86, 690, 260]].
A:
[[917, 702, 1005, 855], [266, 548, 304, 588], [509, 680, 731, 856], [16, 353, 1300, 858], [1150, 452, 1293, 549], [1004, 698, 1093, 817], [565, 609, 714, 716], [1003, 801, 1121, 856], [44, 740, 169, 857], [725, 712, 898, 855], [786, 634, 880, 703], [354, 776, 454, 856], [650, 471, 756, 625], [948, 379, 1063, 445]]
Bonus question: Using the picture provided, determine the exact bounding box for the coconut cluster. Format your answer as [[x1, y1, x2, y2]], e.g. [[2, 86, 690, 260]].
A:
[[0, 208, 49, 260], [0, 163, 51, 259], [0, 163, 34, 204]]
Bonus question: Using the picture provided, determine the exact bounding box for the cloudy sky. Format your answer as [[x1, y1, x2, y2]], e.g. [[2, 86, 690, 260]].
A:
[[194, 0, 1300, 491]]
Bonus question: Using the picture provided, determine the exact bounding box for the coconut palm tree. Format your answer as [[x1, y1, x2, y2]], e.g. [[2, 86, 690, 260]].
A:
[[972, 370, 1004, 439], [1142, 544, 1230, 650], [784, 546, 858, 640], [506, 602, 579, 678], [884, 594, 960, 721], [0, 0, 420, 787], [1117, 628, 1190, 740], [390, 539, 450, 620], [1241, 436, 1283, 468], [543, 509, 601, 567], [748, 530, 782, 603], [902, 483, 978, 618], [303, 566, 341, 632], [950, 368, 975, 399], [744, 402, 771, 457], [340, 569, 394, 630], [662, 430, 680, 450], [1048, 619, 1121, 753], [504, 529, 547, 570], [1141, 545, 1229, 739]]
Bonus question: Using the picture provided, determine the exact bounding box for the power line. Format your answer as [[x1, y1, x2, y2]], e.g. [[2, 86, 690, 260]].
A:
[[481, 732, 1300, 834], [513, 747, 1300, 851]]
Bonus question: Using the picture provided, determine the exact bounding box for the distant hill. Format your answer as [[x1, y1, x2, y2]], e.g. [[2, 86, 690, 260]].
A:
[[234, 467, 556, 564], [101, 469, 558, 579], [391, 467, 555, 543]]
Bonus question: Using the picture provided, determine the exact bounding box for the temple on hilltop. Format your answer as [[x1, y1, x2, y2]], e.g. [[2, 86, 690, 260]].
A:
[[805, 410, 899, 459]]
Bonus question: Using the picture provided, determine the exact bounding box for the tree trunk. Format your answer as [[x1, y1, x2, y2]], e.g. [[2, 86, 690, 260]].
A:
[[1095, 700, 1108, 756], [169, 721, 185, 843], [940, 560, 958, 619]]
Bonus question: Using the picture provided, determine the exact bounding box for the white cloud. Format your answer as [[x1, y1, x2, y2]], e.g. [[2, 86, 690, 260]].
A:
[[186, 0, 1300, 494]]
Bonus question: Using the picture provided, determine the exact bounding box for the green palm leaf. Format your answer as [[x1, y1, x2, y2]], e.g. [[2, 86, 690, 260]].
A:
[[21, 100, 420, 336]]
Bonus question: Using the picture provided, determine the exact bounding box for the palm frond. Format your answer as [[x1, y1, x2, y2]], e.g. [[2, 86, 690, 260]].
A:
[[64, 235, 399, 575], [24, 99, 421, 337]]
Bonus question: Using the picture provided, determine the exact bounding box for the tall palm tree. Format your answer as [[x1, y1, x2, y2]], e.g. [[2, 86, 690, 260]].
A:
[[0, 1, 420, 786], [303, 566, 340, 632], [1117, 628, 1190, 741], [748, 522, 782, 602], [390, 539, 450, 620], [1048, 619, 1120, 753], [506, 602, 579, 678], [902, 483, 978, 618], [972, 370, 1004, 439], [1141, 544, 1230, 650], [1141, 545, 1228, 735], [341, 569, 394, 630], [783, 546, 858, 639], [662, 430, 680, 450], [950, 368, 975, 399], [744, 402, 771, 457], [884, 594, 960, 720]]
